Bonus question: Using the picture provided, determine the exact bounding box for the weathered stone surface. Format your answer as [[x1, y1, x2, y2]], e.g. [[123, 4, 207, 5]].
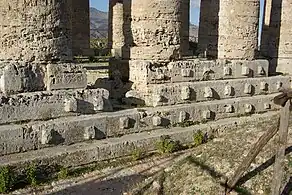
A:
[[46, 64, 87, 91], [109, 0, 125, 58], [129, 0, 190, 60], [0, 89, 111, 125], [261, 0, 292, 74], [129, 76, 289, 107], [0, 112, 280, 170], [84, 126, 96, 140], [199, 0, 260, 59], [72, 0, 91, 56], [0, 63, 45, 95], [64, 97, 78, 113], [129, 59, 269, 87], [0, 94, 282, 156], [218, 0, 260, 59], [198, 0, 219, 58], [0, 0, 73, 62]]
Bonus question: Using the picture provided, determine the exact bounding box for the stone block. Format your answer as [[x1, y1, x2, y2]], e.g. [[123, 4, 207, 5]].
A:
[[204, 87, 213, 98], [244, 84, 252, 94], [64, 97, 78, 113], [224, 85, 233, 96], [135, 76, 290, 107], [119, 117, 130, 129], [0, 63, 45, 95], [245, 104, 253, 113], [0, 125, 39, 156], [0, 94, 282, 156], [129, 59, 269, 86], [225, 105, 234, 113], [181, 86, 191, 100], [0, 112, 279, 170], [276, 81, 283, 90], [260, 82, 268, 91], [264, 103, 271, 110], [41, 129, 53, 145], [46, 64, 87, 91], [181, 69, 191, 77], [223, 67, 232, 76], [0, 88, 111, 125], [84, 126, 96, 140], [179, 111, 187, 122], [241, 65, 250, 76], [258, 66, 266, 75], [152, 95, 163, 107], [202, 110, 211, 119], [153, 116, 162, 126], [0, 64, 22, 95], [107, 113, 140, 137]]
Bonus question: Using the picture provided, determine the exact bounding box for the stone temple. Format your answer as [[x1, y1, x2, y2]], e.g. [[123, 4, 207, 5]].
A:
[[0, 0, 291, 176]]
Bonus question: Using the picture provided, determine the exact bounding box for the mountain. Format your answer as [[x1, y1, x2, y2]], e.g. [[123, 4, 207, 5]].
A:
[[90, 7, 199, 41], [90, 7, 108, 39]]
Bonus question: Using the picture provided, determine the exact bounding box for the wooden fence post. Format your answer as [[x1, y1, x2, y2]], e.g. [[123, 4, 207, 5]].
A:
[[271, 100, 290, 195]]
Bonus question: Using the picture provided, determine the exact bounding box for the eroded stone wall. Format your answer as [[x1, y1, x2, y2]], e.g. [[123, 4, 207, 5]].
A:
[[0, 0, 73, 62], [72, 0, 90, 56], [129, 0, 190, 60]]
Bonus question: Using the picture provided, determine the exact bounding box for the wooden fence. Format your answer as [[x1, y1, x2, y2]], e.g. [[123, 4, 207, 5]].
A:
[[226, 89, 292, 195]]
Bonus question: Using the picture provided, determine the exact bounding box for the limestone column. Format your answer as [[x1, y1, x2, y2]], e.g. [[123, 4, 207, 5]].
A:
[[72, 0, 91, 56], [0, 0, 73, 63], [263, 0, 292, 74], [130, 0, 190, 60], [218, 0, 260, 59], [198, 0, 219, 58], [199, 0, 260, 59], [108, 0, 125, 58]]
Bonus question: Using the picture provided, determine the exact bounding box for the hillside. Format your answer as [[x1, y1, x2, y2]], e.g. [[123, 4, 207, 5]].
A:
[[90, 7, 199, 41], [90, 7, 108, 39]]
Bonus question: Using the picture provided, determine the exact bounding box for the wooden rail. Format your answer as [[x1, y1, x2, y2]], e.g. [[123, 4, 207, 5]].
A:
[[226, 89, 291, 195]]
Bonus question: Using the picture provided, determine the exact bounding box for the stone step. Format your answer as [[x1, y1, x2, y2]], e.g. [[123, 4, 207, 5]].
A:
[[129, 59, 269, 87], [0, 88, 112, 125], [0, 63, 88, 95], [0, 111, 279, 173], [127, 76, 290, 107], [0, 94, 281, 156]]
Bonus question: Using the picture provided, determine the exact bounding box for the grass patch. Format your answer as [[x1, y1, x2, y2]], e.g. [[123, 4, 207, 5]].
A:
[[156, 136, 181, 154], [193, 130, 205, 147], [0, 166, 14, 193], [57, 167, 69, 180], [26, 164, 37, 187], [131, 148, 146, 161]]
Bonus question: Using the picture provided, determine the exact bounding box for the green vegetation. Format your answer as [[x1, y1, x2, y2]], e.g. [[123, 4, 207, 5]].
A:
[[156, 136, 181, 154], [193, 131, 205, 147], [26, 164, 37, 187], [57, 167, 69, 180], [131, 148, 146, 161], [0, 166, 14, 193]]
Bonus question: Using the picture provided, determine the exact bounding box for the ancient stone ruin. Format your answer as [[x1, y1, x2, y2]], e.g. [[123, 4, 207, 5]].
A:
[[0, 0, 291, 182]]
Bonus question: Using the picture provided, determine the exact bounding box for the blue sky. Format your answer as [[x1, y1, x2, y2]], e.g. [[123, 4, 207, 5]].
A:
[[90, 0, 264, 26]]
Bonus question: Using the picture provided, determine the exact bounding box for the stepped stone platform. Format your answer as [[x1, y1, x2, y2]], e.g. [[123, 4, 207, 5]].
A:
[[0, 112, 281, 171], [0, 58, 290, 171]]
